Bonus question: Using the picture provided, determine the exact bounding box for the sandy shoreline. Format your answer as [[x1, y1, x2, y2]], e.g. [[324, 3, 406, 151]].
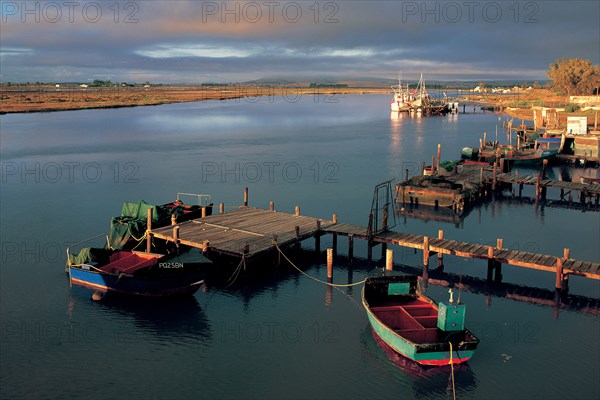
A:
[[0, 85, 389, 114]]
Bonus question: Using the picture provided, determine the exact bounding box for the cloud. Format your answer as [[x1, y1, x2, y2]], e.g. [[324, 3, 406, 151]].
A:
[[0, 0, 598, 82]]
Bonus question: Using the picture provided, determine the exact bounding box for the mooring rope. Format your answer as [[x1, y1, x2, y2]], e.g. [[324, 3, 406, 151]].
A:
[[225, 254, 246, 288], [274, 244, 366, 288], [449, 342, 457, 400]]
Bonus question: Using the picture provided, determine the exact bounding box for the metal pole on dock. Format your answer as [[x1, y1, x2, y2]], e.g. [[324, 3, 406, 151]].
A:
[[146, 208, 153, 253], [327, 248, 333, 279]]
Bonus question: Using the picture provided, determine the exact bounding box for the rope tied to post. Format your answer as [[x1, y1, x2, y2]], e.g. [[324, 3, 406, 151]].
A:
[[449, 341, 457, 400], [274, 243, 366, 288]]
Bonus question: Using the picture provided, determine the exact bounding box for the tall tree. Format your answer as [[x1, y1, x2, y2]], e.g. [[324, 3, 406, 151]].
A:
[[547, 58, 600, 96]]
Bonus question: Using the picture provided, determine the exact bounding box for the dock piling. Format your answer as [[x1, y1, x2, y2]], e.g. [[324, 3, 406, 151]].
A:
[[348, 234, 354, 259], [270, 201, 275, 212], [386, 249, 394, 271], [219, 203, 225, 214], [437, 230, 444, 268], [295, 206, 300, 216], [173, 226, 180, 247], [555, 258, 563, 290], [437, 144, 441, 172], [327, 248, 333, 279], [171, 214, 176, 226], [146, 208, 153, 253], [201, 207, 207, 218], [243, 187, 249, 206]]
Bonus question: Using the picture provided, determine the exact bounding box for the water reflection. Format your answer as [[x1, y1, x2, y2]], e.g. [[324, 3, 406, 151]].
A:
[[361, 326, 478, 399], [66, 290, 212, 342]]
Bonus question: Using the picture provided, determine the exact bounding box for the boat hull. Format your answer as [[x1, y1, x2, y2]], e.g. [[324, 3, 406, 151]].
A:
[[362, 275, 479, 366], [69, 267, 205, 297], [364, 309, 475, 365]]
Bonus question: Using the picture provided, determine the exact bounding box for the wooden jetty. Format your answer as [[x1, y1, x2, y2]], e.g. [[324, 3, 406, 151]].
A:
[[146, 193, 600, 293], [397, 157, 600, 212]]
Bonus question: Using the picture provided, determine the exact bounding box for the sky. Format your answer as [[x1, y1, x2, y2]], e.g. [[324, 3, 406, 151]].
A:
[[0, 0, 599, 83]]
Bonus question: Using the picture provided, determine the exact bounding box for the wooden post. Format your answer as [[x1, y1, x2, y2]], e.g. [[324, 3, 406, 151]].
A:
[[542, 159, 548, 180], [332, 214, 337, 224], [479, 138, 483, 151], [327, 248, 333, 279], [535, 174, 541, 202], [421, 161, 426, 175], [269, 201, 274, 212], [519, 183, 523, 197], [146, 208, 153, 253], [219, 203, 224, 214], [367, 242, 373, 261], [437, 230, 444, 268], [496, 238, 503, 250], [437, 144, 441, 172], [348, 234, 354, 259], [386, 249, 393, 271], [315, 220, 321, 253], [494, 262, 502, 283], [201, 207, 207, 218], [404, 168, 409, 182], [492, 159, 498, 191], [381, 243, 387, 259], [295, 206, 300, 216], [483, 131, 487, 147], [243, 187, 248, 206], [564, 248, 570, 259], [517, 134, 521, 149], [431, 155, 435, 172], [171, 214, 176, 225], [479, 167, 483, 186], [173, 226, 180, 247], [423, 236, 430, 270], [295, 225, 300, 239], [202, 240, 210, 253], [499, 158, 505, 174], [332, 233, 338, 254], [555, 258, 563, 290], [487, 246, 494, 281]]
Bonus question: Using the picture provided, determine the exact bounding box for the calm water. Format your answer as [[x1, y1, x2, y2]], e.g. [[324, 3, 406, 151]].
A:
[[1, 95, 599, 399]]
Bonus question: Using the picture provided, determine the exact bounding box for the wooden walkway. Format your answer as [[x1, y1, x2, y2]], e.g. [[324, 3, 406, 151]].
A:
[[149, 207, 600, 288]]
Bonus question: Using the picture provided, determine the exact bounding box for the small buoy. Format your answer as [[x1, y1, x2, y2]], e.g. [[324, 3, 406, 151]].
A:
[[91, 291, 104, 301]]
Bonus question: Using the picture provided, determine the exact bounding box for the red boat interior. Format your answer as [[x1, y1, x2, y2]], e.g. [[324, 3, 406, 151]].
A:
[[100, 251, 160, 274], [164, 201, 198, 215], [371, 299, 439, 344]]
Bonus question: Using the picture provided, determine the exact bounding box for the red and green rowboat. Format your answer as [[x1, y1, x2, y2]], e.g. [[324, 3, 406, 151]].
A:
[[362, 274, 479, 366]]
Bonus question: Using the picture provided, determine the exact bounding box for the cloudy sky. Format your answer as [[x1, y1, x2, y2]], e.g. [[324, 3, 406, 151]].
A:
[[1, 0, 598, 83]]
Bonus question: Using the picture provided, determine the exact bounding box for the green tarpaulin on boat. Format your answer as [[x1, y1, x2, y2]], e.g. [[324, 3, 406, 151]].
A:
[[69, 247, 111, 266], [109, 200, 171, 250]]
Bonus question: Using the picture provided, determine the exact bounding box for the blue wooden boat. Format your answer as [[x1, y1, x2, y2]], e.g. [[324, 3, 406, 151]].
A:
[[67, 246, 211, 297], [362, 274, 479, 366]]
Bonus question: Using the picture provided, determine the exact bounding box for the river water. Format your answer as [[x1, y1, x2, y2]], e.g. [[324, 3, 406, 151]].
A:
[[1, 94, 599, 399]]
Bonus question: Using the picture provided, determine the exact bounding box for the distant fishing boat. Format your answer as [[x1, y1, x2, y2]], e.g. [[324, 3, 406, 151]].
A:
[[390, 74, 413, 112], [409, 73, 450, 115], [67, 245, 211, 297], [362, 274, 479, 366], [390, 73, 450, 114]]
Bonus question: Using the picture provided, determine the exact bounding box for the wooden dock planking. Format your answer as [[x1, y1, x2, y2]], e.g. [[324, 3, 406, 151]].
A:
[[149, 205, 600, 282]]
